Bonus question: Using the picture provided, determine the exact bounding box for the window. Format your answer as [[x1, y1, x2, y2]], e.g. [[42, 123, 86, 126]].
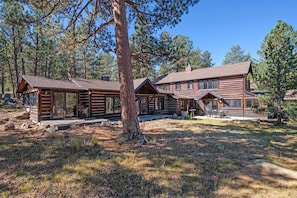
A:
[[198, 79, 218, 89], [180, 100, 187, 111], [224, 99, 241, 108], [106, 96, 121, 114], [188, 81, 193, 89], [24, 92, 37, 106], [155, 97, 165, 110], [175, 82, 181, 91], [246, 99, 259, 108]]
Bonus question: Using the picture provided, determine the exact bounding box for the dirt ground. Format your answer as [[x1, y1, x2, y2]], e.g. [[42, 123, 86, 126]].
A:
[[0, 109, 297, 197]]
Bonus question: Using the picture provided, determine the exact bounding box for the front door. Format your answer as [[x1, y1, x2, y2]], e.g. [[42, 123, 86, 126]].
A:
[[204, 100, 218, 116], [53, 92, 77, 119]]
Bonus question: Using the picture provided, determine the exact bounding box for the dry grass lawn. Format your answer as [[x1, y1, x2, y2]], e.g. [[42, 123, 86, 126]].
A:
[[1, 110, 297, 197]]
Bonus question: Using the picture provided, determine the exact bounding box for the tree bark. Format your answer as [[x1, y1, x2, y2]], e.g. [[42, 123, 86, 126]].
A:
[[111, 0, 142, 140], [1, 64, 4, 94], [4, 41, 15, 96], [34, 32, 39, 76], [12, 26, 19, 96]]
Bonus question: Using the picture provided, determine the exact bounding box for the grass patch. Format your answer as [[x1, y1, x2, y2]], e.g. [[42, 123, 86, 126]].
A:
[[1, 118, 297, 197]]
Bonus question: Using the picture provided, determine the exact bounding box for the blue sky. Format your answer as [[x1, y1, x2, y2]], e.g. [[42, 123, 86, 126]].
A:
[[160, 0, 297, 65]]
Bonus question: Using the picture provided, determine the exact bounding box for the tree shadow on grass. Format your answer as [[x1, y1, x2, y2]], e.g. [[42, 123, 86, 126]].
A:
[[0, 128, 164, 197], [0, 120, 296, 197], [139, 120, 297, 197]]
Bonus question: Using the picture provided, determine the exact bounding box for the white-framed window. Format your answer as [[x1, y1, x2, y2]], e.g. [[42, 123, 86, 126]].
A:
[[188, 81, 193, 89], [198, 79, 218, 89], [175, 82, 181, 91], [224, 99, 241, 108]]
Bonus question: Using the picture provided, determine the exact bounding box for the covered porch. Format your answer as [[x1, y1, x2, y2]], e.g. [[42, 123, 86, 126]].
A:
[[196, 91, 225, 117]]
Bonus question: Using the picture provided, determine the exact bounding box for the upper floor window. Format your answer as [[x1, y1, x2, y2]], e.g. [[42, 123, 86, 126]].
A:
[[188, 81, 193, 89], [175, 82, 181, 91], [198, 79, 218, 89]]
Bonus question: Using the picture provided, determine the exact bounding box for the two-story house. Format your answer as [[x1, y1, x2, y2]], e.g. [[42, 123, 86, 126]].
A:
[[155, 61, 264, 118]]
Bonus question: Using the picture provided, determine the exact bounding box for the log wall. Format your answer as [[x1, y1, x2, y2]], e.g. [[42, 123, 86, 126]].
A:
[[39, 89, 51, 121], [90, 91, 106, 117]]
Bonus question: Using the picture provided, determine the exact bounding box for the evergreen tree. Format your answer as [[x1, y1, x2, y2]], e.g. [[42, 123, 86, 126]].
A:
[[130, 20, 158, 79], [254, 20, 297, 124], [223, 44, 251, 65], [2, 0, 200, 140], [189, 49, 214, 69]]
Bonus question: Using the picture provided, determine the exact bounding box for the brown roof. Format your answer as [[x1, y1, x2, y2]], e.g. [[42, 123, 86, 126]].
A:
[[17, 75, 158, 93], [17, 75, 85, 92], [71, 77, 158, 93], [155, 61, 252, 84], [71, 78, 120, 91]]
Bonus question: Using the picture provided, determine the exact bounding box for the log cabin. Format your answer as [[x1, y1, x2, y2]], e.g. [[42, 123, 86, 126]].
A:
[[17, 76, 168, 122], [17, 61, 266, 123], [154, 61, 266, 118]]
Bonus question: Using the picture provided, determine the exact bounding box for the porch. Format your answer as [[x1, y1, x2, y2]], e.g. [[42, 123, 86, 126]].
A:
[[40, 114, 173, 130]]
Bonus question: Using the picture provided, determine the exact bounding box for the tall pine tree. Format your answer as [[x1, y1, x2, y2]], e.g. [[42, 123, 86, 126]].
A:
[[254, 20, 297, 124]]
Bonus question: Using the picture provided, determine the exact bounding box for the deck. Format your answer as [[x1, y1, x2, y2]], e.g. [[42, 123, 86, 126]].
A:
[[40, 114, 173, 130]]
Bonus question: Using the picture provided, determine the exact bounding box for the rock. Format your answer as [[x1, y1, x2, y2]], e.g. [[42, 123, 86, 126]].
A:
[[15, 111, 30, 120], [4, 122, 15, 131], [46, 126, 58, 133], [254, 159, 297, 179], [172, 113, 178, 119], [100, 121, 111, 127], [110, 120, 122, 126], [39, 123, 50, 128], [20, 122, 30, 129], [0, 117, 9, 125]]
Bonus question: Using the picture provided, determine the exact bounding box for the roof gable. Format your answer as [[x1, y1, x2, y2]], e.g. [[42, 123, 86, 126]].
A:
[[134, 78, 159, 94], [155, 61, 252, 84]]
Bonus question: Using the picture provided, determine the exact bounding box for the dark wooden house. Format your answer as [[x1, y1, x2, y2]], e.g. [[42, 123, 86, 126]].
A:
[[17, 76, 168, 122], [155, 61, 266, 118]]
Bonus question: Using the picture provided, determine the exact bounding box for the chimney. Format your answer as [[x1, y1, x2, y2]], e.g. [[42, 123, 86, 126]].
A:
[[101, 76, 110, 81], [185, 64, 192, 72]]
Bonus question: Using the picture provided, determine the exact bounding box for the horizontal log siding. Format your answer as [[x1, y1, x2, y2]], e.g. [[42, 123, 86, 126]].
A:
[[39, 89, 51, 121], [163, 75, 245, 99], [153, 94, 169, 114], [90, 91, 106, 117], [244, 110, 267, 118], [79, 91, 90, 117], [223, 109, 267, 118], [167, 97, 177, 114], [161, 96, 169, 114], [217, 76, 243, 98], [148, 95, 155, 114], [29, 107, 39, 122]]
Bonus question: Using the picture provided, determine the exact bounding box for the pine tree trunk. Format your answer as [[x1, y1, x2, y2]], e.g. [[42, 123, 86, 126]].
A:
[[1, 65, 4, 94], [12, 26, 19, 96], [111, 0, 142, 140], [34, 32, 39, 76], [4, 41, 15, 96]]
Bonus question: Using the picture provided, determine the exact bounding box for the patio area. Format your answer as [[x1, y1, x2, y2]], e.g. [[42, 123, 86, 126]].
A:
[[40, 114, 174, 130]]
